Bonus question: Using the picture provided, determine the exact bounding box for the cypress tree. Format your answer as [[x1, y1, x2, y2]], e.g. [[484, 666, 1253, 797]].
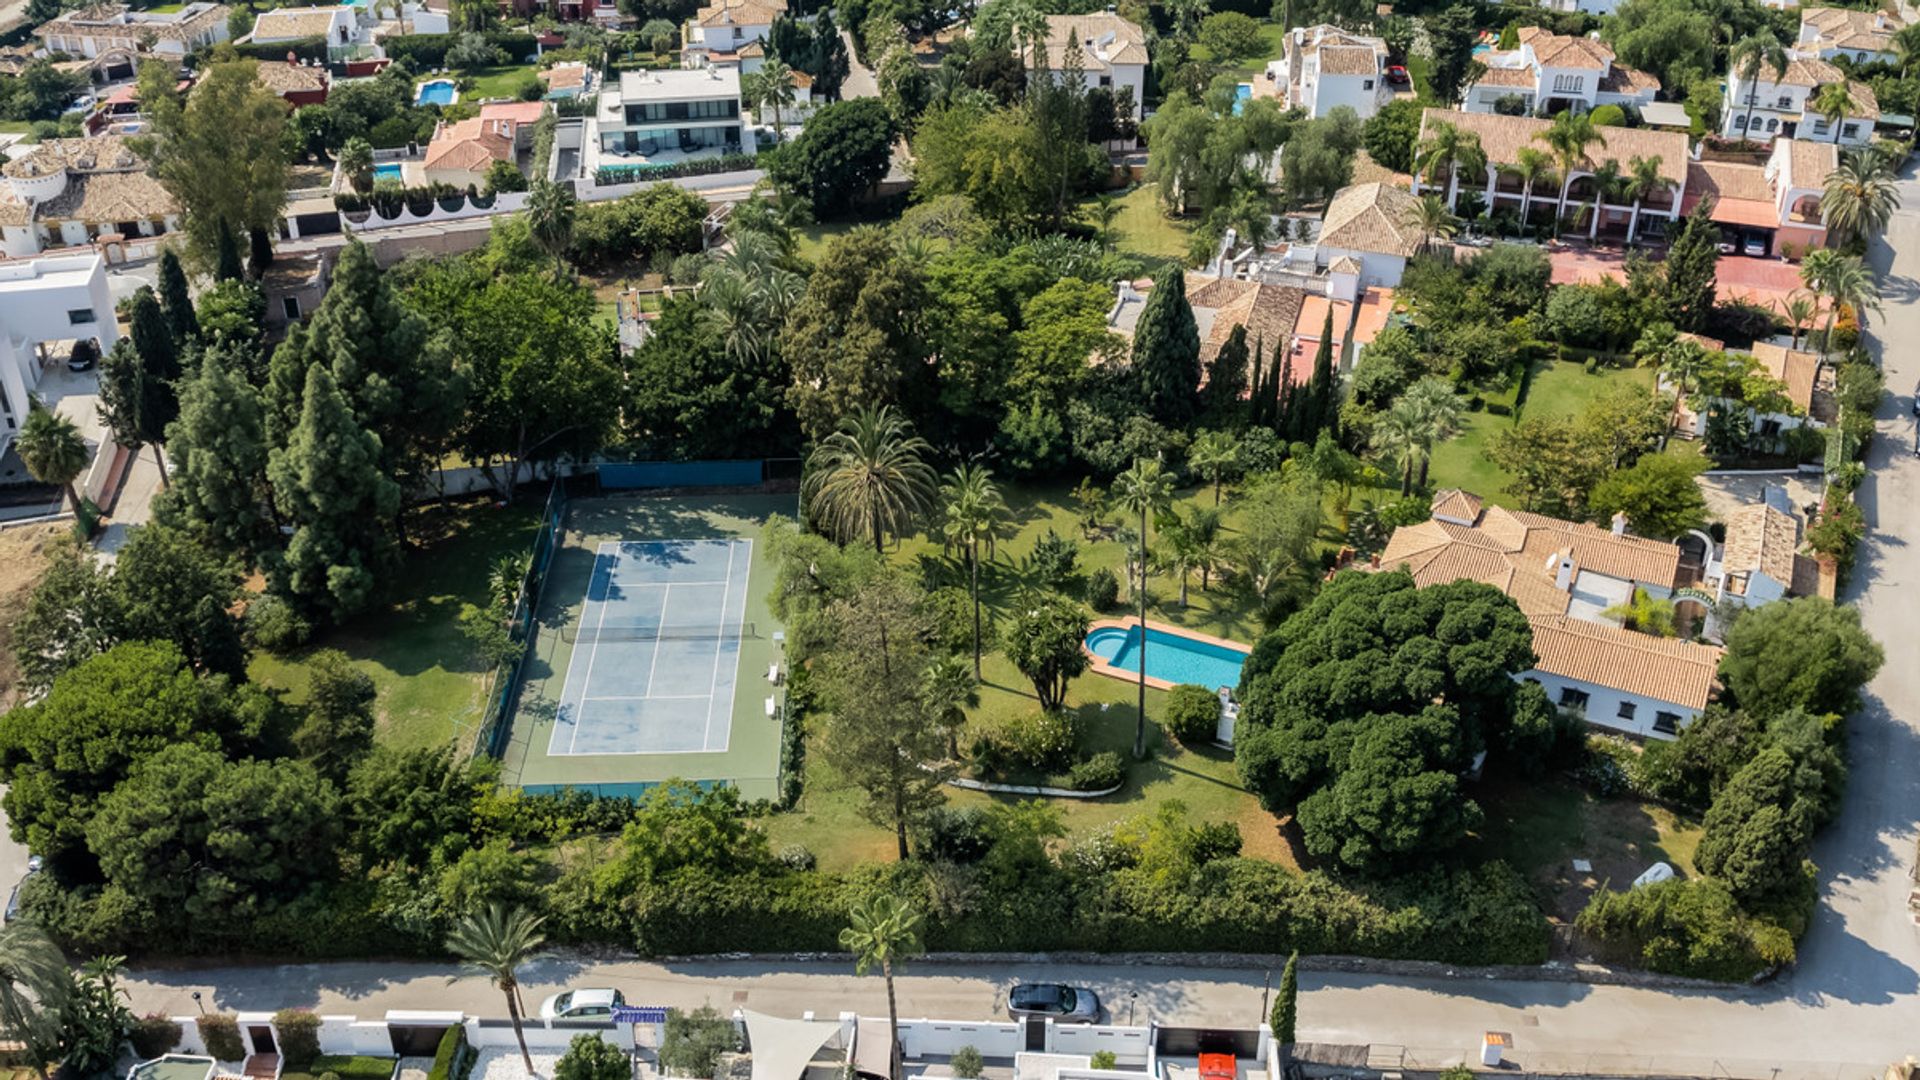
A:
[[165, 344, 272, 562], [1304, 306, 1336, 440], [1131, 277, 1202, 424], [1206, 324, 1250, 418], [214, 217, 245, 283], [1246, 332, 1267, 427], [1664, 206, 1720, 333], [1273, 340, 1295, 441], [121, 289, 182, 485], [1272, 950, 1299, 1052], [156, 249, 198, 344], [267, 363, 402, 622], [247, 224, 276, 280]]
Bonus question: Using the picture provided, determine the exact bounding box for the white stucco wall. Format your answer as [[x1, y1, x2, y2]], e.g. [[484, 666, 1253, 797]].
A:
[[1521, 672, 1697, 739], [1316, 246, 1407, 287], [1309, 70, 1381, 119]]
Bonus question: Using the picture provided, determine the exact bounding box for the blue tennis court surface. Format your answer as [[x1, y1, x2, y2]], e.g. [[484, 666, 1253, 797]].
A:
[[547, 539, 752, 756]]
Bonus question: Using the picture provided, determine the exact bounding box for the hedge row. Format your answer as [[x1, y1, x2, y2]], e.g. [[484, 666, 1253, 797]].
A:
[[382, 32, 539, 68]]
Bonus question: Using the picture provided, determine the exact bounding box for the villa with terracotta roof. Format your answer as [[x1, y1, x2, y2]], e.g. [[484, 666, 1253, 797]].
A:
[[34, 2, 228, 80], [249, 5, 358, 50], [1675, 138, 1836, 257], [1704, 494, 1831, 609], [1414, 108, 1688, 242], [1374, 489, 1725, 738], [1459, 27, 1659, 116], [1315, 181, 1426, 287], [256, 56, 331, 107], [1025, 14, 1147, 120], [1797, 6, 1903, 65], [1721, 51, 1878, 146], [423, 102, 543, 187], [0, 137, 178, 258], [682, 0, 785, 69], [1267, 24, 1390, 120]]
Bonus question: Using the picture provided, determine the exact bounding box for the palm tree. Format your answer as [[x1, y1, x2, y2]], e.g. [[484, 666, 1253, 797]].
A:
[[1512, 147, 1556, 229], [1162, 517, 1201, 607], [1784, 291, 1817, 349], [1185, 505, 1223, 591], [1414, 193, 1457, 247], [15, 406, 88, 513], [919, 653, 978, 759], [1728, 35, 1788, 139], [1111, 457, 1173, 759], [487, 550, 533, 611], [1536, 111, 1606, 229], [1372, 399, 1422, 497], [1412, 121, 1487, 203], [1402, 377, 1463, 488], [938, 463, 1008, 677], [745, 59, 797, 141], [1187, 430, 1239, 505], [1816, 253, 1882, 349], [1655, 336, 1711, 403], [0, 922, 70, 1080], [526, 178, 576, 280], [1083, 192, 1122, 250], [839, 895, 923, 1080], [1622, 154, 1666, 238], [1823, 149, 1901, 248], [1010, 0, 1048, 67], [803, 405, 938, 554], [1896, 21, 1920, 76], [445, 905, 546, 1074], [1810, 82, 1855, 143], [1602, 587, 1678, 637]]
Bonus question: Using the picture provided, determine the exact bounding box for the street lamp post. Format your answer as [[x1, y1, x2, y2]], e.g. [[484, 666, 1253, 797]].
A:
[[191, 991, 206, 1016], [1128, 992, 1138, 1026]]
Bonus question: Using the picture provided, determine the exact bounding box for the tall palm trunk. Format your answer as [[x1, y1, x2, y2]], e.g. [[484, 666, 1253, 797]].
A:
[[505, 983, 532, 1073], [883, 960, 902, 1080], [1133, 501, 1148, 759], [969, 541, 981, 679], [61, 481, 79, 513], [871, 504, 884, 553], [1399, 457, 1413, 496]]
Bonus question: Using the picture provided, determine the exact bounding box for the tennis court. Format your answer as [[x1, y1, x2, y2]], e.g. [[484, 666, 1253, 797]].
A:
[[500, 494, 789, 800], [548, 539, 753, 757]]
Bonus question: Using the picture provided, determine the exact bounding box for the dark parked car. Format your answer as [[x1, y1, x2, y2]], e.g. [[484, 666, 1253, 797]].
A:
[[1006, 984, 1100, 1023], [65, 339, 98, 372]]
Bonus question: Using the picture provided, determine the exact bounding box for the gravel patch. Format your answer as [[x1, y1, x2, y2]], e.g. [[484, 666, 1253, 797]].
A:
[[475, 1048, 563, 1080]]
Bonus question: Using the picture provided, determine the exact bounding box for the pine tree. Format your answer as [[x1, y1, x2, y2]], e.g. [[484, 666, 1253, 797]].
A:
[[267, 363, 402, 622], [164, 344, 272, 562], [1132, 278, 1202, 424], [1206, 324, 1250, 417], [214, 217, 245, 283], [269, 240, 462, 494], [156, 250, 198, 345], [1664, 206, 1721, 333], [129, 287, 180, 390]]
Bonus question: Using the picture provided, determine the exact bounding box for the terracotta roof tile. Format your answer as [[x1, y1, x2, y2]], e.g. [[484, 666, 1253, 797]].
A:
[[251, 6, 345, 40], [1751, 341, 1822, 412], [1318, 180, 1425, 257], [1528, 615, 1723, 711], [1317, 45, 1378, 76], [1517, 25, 1613, 70], [1420, 108, 1688, 186], [1722, 503, 1801, 589], [1474, 66, 1536, 88]]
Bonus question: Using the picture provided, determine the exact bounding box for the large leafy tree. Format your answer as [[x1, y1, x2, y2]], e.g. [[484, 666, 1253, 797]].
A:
[[816, 575, 951, 860], [163, 344, 273, 561], [624, 294, 790, 459], [1001, 591, 1090, 711], [1719, 598, 1884, 718], [782, 227, 931, 438], [271, 241, 463, 495], [86, 742, 341, 922], [1130, 274, 1201, 424], [1693, 746, 1818, 904], [1587, 452, 1708, 539], [267, 363, 403, 622], [770, 98, 894, 217], [135, 58, 290, 270], [0, 641, 275, 868], [1234, 570, 1540, 872]]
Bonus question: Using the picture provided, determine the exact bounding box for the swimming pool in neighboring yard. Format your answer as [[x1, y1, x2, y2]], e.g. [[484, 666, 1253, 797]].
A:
[[1084, 620, 1251, 692], [373, 162, 404, 183], [126, 1055, 216, 1080], [1233, 82, 1253, 114], [416, 79, 457, 106]]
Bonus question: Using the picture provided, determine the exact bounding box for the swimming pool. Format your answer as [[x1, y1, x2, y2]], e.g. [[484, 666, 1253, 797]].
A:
[[1084, 620, 1251, 693], [372, 162, 404, 183], [125, 1055, 215, 1080], [416, 79, 457, 106], [1232, 81, 1252, 115]]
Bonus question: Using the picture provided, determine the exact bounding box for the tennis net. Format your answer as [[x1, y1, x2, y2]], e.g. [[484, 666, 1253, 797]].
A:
[[562, 621, 755, 644]]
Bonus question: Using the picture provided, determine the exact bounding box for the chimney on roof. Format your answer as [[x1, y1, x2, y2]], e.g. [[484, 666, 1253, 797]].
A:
[[1553, 552, 1574, 592], [1611, 511, 1628, 537]]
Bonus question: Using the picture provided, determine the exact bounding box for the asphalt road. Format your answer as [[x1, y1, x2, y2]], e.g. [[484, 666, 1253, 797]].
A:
[[106, 175, 1920, 1077]]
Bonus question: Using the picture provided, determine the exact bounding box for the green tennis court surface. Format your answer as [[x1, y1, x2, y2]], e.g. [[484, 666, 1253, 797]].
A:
[[500, 495, 789, 800]]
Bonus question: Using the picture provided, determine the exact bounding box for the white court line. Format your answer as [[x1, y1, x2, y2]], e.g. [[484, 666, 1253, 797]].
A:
[[640, 584, 670, 706], [699, 543, 734, 753], [548, 542, 617, 756], [582, 694, 712, 701], [566, 546, 620, 756]]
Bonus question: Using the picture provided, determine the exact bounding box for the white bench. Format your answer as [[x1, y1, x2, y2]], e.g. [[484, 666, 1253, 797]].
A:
[[765, 695, 778, 718], [767, 661, 782, 685]]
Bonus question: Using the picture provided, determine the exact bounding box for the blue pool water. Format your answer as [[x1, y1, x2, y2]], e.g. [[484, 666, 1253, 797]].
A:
[[416, 80, 456, 106], [1086, 624, 1250, 691], [1472, 43, 1491, 56], [372, 163, 404, 182], [1232, 81, 1253, 115]]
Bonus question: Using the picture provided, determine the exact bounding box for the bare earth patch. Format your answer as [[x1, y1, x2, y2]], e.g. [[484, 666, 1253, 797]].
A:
[[0, 523, 66, 709]]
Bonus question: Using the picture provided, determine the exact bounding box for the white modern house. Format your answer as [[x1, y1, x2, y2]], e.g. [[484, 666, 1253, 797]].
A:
[[680, 0, 784, 69], [1797, 6, 1903, 65], [249, 6, 359, 50], [33, 2, 229, 80], [1376, 489, 1725, 739], [1027, 13, 1147, 120], [1313, 181, 1425, 287], [592, 67, 750, 162], [1720, 53, 1877, 145], [1536, 0, 1624, 17], [0, 137, 179, 258], [0, 253, 118, 458], [1269, 24, 1389, 120], [1414, 108, 1689, 242], [1460, 27, 1659, 116]]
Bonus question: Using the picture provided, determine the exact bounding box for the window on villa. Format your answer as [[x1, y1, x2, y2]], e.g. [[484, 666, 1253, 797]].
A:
[[1363, 78, 1374, 90], [1843, 123, 1859, 138], [1558, 688, 1590, 712], [66, 308, 94, 325], [1617, 701, 1638, 721], [1776, 95, 1792, 108], [1733, 114, 1747, 128], [1099, 75, 1111, 86], [1766, 117, 1779, 131], [1654, 712, 1682, 735], [1552, 74, 1582, 93], [282, 297, 302, 321]]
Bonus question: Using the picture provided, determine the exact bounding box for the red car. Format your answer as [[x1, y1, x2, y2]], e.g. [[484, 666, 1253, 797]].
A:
[[1199, 1053, 1237, 1080], [1385, 64, 1411, 86]]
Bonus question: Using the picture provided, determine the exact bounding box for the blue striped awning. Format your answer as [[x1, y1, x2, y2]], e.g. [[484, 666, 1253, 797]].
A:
[[613, 1006, 671, 1024]]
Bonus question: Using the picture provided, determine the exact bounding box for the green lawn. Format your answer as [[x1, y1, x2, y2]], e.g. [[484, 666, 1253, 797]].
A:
[[1090, 184, 1197, 263], [249, 498, 541, 753], [1425, 359, 1658, 506], [758, 479, 1297, 868], [1190, 22, 1289, 78], [451, 65, 539, 102], [795, 221, 860, 263]]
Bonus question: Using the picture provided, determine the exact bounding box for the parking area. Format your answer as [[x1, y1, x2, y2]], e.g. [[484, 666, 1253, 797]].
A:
[[1696, 470, 1824, 524]]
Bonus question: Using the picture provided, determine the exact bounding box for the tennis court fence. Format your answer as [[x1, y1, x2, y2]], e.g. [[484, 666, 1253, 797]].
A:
[[560, 621, 758, 645], [467, 479, 567, 763]]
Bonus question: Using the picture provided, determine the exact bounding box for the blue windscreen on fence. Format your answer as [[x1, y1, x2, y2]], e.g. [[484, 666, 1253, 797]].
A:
[[599, 460, 764, 489]]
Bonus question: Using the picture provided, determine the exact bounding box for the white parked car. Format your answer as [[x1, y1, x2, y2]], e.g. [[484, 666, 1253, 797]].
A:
[[539, 988, 626, 1020]]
